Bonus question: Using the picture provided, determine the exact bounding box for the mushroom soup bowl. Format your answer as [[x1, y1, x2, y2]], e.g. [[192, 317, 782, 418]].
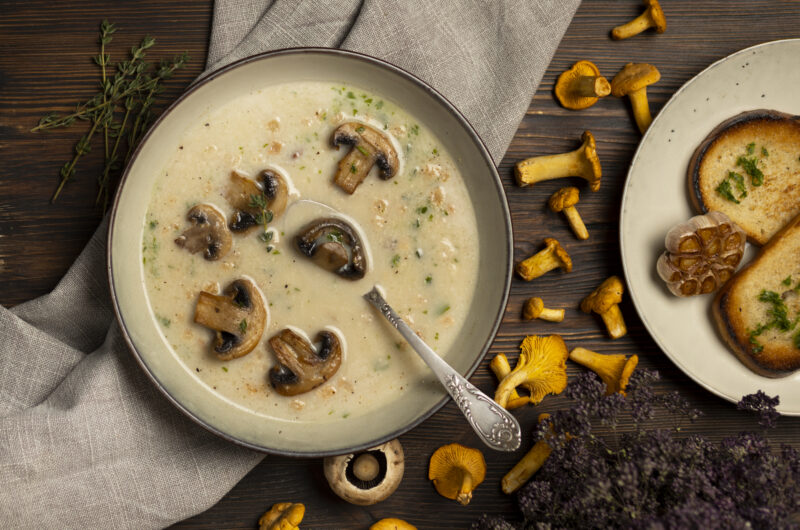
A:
[[109, 49, 512, 456]]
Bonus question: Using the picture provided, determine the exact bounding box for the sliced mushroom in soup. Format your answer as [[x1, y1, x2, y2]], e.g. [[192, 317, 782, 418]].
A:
[[224, 169, 289, 233], [332, 122, 399, 194], [174, 203, 233, 261], [295, 217, 367, 279], [269, 328, 343, 396], [193, 277, 267, 360]]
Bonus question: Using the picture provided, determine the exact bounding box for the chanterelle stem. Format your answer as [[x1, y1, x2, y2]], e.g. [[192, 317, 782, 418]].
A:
[[516, 148, 584, 186], [612, 13, 652, 40], [574, 76, 611, 98], [629, 88, 652, 133], [563, 206, 589, 240]]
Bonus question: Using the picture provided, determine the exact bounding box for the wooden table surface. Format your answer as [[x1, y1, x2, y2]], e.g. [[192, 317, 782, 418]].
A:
[[2, 1, 799, 528]]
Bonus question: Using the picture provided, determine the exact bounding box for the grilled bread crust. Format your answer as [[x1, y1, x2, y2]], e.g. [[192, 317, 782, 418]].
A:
[[713, 212, 800, 377], [689, 109, 800, 246]]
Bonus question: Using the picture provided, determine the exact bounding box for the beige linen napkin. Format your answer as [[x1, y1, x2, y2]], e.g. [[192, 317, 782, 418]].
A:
[[0, 1, 579, 527]]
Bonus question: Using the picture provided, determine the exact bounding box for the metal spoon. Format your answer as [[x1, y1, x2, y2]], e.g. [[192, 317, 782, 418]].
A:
[[364, 286, 521, 452]]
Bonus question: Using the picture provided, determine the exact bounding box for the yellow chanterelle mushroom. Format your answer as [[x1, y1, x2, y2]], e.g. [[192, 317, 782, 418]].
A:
[[370, 518, 418, 530], [494, 335, 569, 409], [555, 60, 611, 110], [428, 443, 486, 506], [258, 502, 305, 530], [569, 347, 638, 395]]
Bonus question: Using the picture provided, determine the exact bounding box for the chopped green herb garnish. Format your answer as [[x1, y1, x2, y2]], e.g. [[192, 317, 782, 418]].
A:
[[749, 334, 764, 354], [158, 316, 170, 327], [758, 289, 793, 331], [439, 304, 450, 315], [356, 126, 365, 133], [222, 366, 228, 372], [239, 319, 247, 333], [149, 220, 158, 229], [327, 231, 343, 244], [746, 142, 755, 155], [737, 155, 764, 186], [716, 179, 739, 203], [425, 275, 432, 284], [342, 413, 350, 419], [352, 108, 357, 116], [432, 148, 438, 155], [364, 98, 373, 104], [783, 276, 793, 286], [409, 124, 419, 136], [356, 145, 369, 156], [762, 146, 769, 157], [434, 332, 439, 340], [416, 206, 428, 214], [272, 249, 280, 255], [428, 214, 434, 221], [729, 171, 747, 199], [350, 163, 357, 173], [258, 231, 274, 243], [346, 91, 355, 99], [375, 100, 384, 110], [391, 254, 401, 267]]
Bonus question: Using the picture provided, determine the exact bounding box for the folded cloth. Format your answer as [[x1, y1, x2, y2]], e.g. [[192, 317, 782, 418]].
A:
[[0, 1, 579, 527]]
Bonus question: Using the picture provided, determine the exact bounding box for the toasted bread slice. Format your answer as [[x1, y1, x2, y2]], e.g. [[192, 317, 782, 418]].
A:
[[714, 212, 800, 377], [689, 109, 800, 245]]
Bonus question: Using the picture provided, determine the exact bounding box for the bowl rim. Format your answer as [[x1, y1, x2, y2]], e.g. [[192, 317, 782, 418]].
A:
[[107, 47, 513, 456]]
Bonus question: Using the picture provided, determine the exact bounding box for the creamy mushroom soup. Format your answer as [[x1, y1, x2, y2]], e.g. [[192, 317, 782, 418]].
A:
[[143, 81, 479, 422]]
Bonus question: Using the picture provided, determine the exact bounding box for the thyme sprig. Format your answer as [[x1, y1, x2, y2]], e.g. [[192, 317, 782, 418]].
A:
[[34, 20, 188, 210]]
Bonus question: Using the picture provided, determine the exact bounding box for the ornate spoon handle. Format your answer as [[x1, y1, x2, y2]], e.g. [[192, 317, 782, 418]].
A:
[[364, 287, 521, 452]]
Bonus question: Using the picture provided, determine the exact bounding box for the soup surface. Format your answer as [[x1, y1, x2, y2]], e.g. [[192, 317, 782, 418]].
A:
[[143, 81, 479, 422]]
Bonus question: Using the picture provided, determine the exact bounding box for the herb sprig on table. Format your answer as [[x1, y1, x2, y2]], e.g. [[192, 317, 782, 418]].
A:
[[473, 371, 799, 530], [33, 20, 188, 211]]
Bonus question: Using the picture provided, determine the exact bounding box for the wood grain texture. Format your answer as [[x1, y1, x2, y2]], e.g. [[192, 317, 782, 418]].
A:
[[1, 1, 799, 529]]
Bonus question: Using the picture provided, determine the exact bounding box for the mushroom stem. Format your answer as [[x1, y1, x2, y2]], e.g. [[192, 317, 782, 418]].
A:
[[611, 12, 653, 40], [629, 88, 653, 133], [600, 304, 627, 340], [573, 75, 611, 98], [489, 354, 529, 409], [516, 148, 586, 186], [563, 206, 589, 240], [523, 298, 565, 322], [501, 440, 552, 494], [455, 468, 474, 506], [515, 131, 601, 191]]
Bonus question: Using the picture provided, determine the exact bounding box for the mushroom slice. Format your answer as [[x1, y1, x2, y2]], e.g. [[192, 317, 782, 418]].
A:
[[224, 169, 289, 232], [295, 217, 367, 280], [174, 204, 233, 260], [332, 122, 400, 194], [268, 328, 342, 396], [324, 439, 405, 505], [193, 278, 266, 361]]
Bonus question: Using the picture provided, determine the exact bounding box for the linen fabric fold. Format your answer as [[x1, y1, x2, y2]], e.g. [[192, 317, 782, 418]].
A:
[[0, 0, 579, 527]]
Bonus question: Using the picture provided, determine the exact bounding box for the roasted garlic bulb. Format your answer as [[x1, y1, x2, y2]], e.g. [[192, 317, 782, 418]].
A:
[[657, 211, 745, 296]]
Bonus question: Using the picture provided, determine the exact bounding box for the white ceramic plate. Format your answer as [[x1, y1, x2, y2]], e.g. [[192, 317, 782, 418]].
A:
[[620, 39, 800, 415], [108, 49, 512, 455]]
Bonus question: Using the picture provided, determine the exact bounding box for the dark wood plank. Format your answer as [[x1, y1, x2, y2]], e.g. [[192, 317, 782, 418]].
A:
[[1, 1, 799, 529]]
